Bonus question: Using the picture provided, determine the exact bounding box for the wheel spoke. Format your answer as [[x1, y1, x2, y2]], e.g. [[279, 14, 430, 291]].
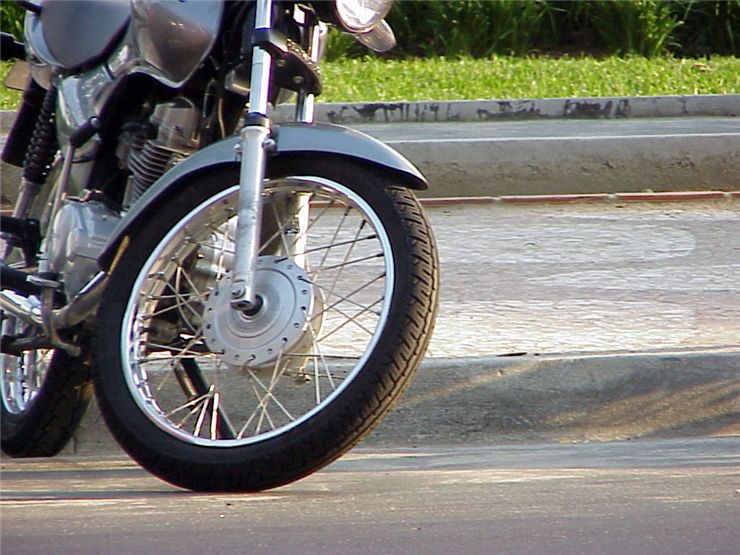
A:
[[179, 358, 236, 440], [138, 333, 207, 364], [304, 318, 337, 393], [294, 233, 379, 259], [1, 318, 54, 414], [246, 364, 295, 421], [139, 292, 203, 319], [268, 196, 298, 257], [315, 206, 352, 279], [192, 385, 212, 437], [316, 297, 384, 344]]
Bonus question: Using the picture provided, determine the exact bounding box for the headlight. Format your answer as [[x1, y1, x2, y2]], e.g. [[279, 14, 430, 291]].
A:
[[331, 0, 394, 34]]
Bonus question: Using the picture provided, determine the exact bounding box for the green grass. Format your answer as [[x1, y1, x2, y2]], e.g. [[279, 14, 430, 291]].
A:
[[320, 55, 740, 102], [1, 55, 738, 110], [0, 62, 21, 109]]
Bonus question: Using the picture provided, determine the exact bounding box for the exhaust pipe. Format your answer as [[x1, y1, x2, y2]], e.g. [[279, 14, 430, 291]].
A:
[[53, 271, 107, 328], [0, 289, 44, 327], [1, 272, 107, 353]]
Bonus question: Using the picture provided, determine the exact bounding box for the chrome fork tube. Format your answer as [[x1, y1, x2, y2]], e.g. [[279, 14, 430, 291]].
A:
[[289, 17, 323, 271], [230, 0, 274, 311], [248, 0, 273, 116], [295, 21, 323, 124]]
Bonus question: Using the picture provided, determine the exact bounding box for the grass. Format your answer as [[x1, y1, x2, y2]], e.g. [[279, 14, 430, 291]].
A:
[[1, 55, 738, 110], [319, 55, 740, 102], [1, 62, 21, 109]]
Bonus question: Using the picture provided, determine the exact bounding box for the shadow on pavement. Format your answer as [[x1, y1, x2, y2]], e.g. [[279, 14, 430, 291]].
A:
[[368, 351, 740, 446]]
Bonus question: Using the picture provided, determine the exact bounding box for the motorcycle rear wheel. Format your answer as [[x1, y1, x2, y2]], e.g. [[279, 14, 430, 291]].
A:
[[94, 157, 438, 491], [1, 317, 92, 457]]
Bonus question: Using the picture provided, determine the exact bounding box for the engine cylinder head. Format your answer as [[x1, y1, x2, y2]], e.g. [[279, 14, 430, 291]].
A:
[[125, 97, 201, 207]]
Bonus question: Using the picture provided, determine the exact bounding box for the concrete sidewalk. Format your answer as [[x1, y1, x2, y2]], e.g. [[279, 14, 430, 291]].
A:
[[2, 94, 739, 202]]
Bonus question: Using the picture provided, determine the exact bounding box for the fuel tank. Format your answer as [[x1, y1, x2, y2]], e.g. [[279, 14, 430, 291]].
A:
[[130, 0, 224, 87]]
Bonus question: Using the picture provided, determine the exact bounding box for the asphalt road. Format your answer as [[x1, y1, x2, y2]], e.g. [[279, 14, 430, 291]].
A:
[[2, 438, 739, 555]]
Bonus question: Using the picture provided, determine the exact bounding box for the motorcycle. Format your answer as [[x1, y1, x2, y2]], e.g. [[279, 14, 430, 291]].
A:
[[0, 0, 439, 492]]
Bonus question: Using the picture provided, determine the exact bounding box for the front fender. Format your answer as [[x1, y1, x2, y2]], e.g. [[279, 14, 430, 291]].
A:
[[98, 122, 427, 270]]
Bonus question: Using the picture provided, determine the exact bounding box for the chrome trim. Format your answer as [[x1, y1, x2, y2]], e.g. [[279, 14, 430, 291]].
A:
[[53, 271, 108, 329], [295, 21, 325, 123], [231, 124, 271, 310], [0, 271, 107, 350], [248, 0, 274, 116]]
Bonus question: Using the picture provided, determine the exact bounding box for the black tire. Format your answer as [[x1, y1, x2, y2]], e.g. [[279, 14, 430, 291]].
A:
[[94, 156, 438, 491], [1, 328, 92, 457]]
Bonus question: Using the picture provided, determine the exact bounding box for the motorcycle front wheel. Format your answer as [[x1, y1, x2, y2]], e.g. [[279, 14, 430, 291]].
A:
[[94, 156, 438, 491]]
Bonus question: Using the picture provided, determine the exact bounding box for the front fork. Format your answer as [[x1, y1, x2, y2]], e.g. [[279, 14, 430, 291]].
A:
[[229, 0, 318, 311]]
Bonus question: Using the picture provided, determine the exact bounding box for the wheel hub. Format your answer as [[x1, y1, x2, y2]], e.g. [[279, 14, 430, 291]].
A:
[[203, 256, 314, 367]]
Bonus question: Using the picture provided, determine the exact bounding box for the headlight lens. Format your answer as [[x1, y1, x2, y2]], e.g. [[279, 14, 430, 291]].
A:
[[334, 0, 394, 33]]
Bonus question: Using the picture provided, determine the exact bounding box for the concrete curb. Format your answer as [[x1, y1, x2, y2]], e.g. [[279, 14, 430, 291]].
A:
[[359, 118, 740, 197], [278, 94, 740, 198], [68, 349, 740, 455], [271, 94, 740, 125], [418, 190, 740, 206], [3, 94, 738, 132]]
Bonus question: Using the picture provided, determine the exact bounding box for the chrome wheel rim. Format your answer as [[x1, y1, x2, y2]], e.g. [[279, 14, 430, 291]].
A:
[[1, 315, 51, 415], [121, 177, 395, 446]]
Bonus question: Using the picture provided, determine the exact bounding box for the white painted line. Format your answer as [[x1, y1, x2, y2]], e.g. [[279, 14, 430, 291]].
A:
[[386, 132, 740, 144]]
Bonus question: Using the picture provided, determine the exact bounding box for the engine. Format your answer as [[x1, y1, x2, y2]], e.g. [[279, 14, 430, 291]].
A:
[[121, 97, 201, 208], [45, 199, 121, 300], [44, 98, 201, 301]]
